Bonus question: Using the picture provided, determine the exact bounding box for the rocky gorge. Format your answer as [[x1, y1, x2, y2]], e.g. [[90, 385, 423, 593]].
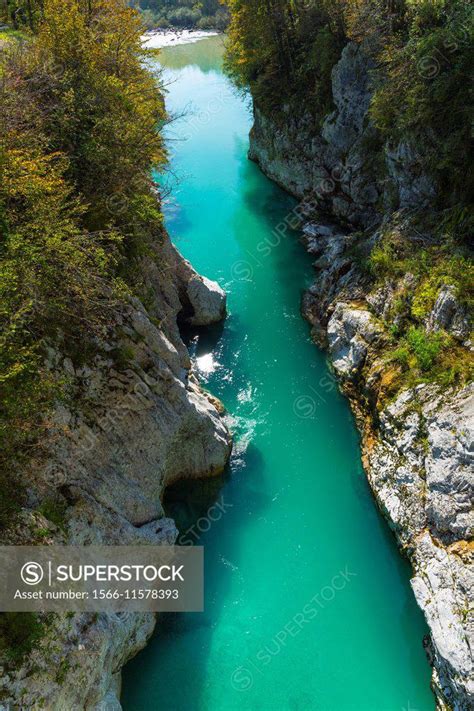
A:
[[0, 233, 231, 710], [1, 4, 472, 707], [248, 40, 473, 711]]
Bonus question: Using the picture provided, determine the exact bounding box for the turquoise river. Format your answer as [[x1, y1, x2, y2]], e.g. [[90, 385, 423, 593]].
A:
[[121, 36, 434, 711]]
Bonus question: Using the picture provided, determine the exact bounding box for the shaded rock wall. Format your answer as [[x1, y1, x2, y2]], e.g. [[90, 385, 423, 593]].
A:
[[249, 42, 435, 228]]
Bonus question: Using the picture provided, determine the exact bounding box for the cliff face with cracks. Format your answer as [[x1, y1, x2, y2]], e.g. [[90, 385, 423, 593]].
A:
[[0, 233, 231, 710], [248, 41, 473, 711]]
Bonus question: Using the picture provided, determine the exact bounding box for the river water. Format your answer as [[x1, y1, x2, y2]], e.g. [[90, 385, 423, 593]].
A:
[[121, 36, 434, 711]]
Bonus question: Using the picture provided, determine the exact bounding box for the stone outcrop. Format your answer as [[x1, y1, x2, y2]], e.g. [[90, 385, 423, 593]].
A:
[[327, 303, 382, 378], [175, 248, 227, 325], [248, 35, 473, 711], [0, 234, 231, 710], [427, 285, 471, 344]]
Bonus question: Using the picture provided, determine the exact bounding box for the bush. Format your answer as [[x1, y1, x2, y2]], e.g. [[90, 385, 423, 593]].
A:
[[214, 8, 230, 31], [0, 613, 46, 664], [197, 15, 214, 29], [406, 327, 444, 372], [140, 8, 156, 28], [367, 230, 409, 279], [168, 7, 201, 26], [38, 498, 68, 530]]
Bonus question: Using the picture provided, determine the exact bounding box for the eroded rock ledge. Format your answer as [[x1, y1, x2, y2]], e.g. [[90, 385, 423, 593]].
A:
[[248, 39, 473, 711], [0, 235, 231, 710]]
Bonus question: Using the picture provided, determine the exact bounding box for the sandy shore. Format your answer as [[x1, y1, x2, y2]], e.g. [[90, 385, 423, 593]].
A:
[[142, 29, 219, 49]]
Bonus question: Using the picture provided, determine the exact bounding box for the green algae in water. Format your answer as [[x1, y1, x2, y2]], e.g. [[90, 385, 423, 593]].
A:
[[121, 36, 434, 711]]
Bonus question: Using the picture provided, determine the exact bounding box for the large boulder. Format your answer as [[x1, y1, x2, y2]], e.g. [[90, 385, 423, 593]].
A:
[[427, 284, 470, 342], [186, 274, 227, 326], [173, 246, 227, 325], [327, 303, 382, 378]]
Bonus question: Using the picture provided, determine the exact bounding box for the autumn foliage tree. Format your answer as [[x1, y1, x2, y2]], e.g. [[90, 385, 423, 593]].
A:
[[0, 0, 167, 525]]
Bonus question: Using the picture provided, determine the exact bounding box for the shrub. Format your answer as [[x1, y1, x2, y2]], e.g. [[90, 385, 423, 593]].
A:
[[156, 16, 170, 28], [168, 7, 201, 26], [406, 327, 444, 372], [388, 325, 444, 374], [411, 279, 442, 321], [0, 613, 46, 664], [390, 344, 410, 370], [197, 15, 215, 29], [214, 8, 230, 31], [367, 230, 409, 279], [38, 498, 68, 531]]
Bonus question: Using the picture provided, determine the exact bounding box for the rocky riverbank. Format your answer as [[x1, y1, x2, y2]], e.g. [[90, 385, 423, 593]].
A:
[[248, 41, 473, 711], [0, 232, 231, 710]]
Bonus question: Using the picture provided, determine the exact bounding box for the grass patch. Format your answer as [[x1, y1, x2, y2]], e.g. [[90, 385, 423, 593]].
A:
[[383, 327, 473, 400], [38, 498, 68, 531], [0, 27, 27, 44]]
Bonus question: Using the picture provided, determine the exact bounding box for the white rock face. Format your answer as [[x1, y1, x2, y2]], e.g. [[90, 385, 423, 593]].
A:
[[412, 533, 474, 710], [424, 387, 474, 541], [355, 357, 473, 711], [175, 248, 227, 325], [385, 140, 436, 210], [327, 304, 382, 378], [0, 236, 231, 710], [321, 42, 373, 153], [186, 274, 227, 325], [427, 284, 470, 343]]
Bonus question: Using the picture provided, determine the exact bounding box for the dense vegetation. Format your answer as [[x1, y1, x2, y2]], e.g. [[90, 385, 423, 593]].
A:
[[367, 225, 473, 398], [131, 0, 229, 30], [225, 0, 345, 121]]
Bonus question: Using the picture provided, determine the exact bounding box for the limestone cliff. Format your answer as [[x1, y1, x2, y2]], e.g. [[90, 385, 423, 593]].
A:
[[248, 41, 473, 711], [0, 234, 231, 710]]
